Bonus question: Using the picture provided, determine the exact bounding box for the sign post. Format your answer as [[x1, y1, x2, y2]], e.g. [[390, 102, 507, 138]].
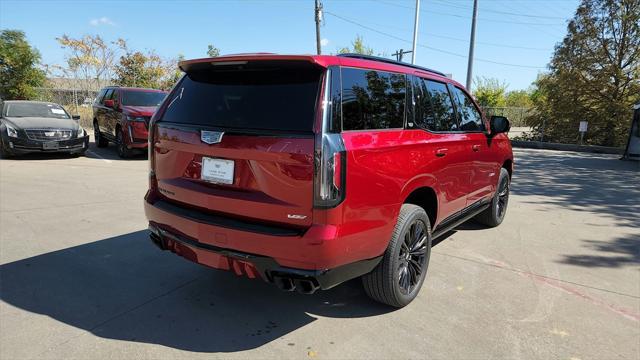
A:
[[579, 121, 588, 145]]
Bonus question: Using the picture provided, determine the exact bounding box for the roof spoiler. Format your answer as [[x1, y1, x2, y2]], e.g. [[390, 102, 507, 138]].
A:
[[179, 55, 325, 73]]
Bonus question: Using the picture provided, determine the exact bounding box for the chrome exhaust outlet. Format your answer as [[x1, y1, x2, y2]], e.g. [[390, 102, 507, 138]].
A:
[[273, 276, 296, 292], [293, 278, 319, 294]]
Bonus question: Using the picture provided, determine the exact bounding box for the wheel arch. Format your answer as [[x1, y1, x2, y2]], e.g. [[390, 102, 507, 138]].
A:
[[403, 186, 438, 228], [502, 158, 513, 178]]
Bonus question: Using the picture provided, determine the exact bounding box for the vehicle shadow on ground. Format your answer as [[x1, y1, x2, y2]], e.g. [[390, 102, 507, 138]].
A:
[[511, 150, 639, 227], [85, 141, 147, 161], [0, 230, 392, 353], [512, 150, 639, 269], [0, 152, 83, 161]]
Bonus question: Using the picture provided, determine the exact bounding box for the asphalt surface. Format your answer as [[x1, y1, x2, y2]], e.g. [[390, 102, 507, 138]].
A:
[[1, 142, 638, 359]]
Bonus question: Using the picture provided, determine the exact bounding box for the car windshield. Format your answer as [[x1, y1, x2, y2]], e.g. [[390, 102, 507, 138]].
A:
[[121, 91, 166, 106], [3, 103, 70, 119]]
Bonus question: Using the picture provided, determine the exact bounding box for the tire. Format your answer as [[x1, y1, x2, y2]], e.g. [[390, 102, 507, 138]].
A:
[[94, 121, 108, 148], [474, 167, 510, 227], [0, 140, 13, 158], [71, 149, 86, 158], [362, 204, 432, 308], [116, 128, 133, 158]]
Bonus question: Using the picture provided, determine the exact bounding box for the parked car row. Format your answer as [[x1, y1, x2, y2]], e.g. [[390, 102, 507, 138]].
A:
[[0, 86, 168, 159], [1, 53, 513, 308]]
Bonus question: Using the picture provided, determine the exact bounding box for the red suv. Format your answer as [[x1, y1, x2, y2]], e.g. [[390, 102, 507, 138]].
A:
[[92, 86, 167, 158], [144, 54, 513, 307]]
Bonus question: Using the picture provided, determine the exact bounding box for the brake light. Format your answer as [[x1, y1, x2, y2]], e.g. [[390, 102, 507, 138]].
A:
[[332, 151, 342, 189], [314, 133, 346, 208], [147, 77, 183, 196], [314, 68, 345, 208]]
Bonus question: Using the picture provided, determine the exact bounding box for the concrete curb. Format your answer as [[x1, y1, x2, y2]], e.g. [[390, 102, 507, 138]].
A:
[[511, 140, 623, 155]]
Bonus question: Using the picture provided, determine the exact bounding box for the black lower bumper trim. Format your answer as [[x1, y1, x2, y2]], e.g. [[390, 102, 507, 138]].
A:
[[149, 223, 382, 291], [152, 199, 304, 237]]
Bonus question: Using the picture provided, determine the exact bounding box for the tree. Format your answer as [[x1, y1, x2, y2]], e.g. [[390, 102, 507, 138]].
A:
[[56, 34, 122, 94], [472, 77, 507, 108], [163, 53, 185, 90], [114, 49, 172, 89], [505, 90, 533, 108], [0, 30, 46, 100], [338, 35, 374, 55], [207, 44, 220, 58], [529, 0, 640, 146]]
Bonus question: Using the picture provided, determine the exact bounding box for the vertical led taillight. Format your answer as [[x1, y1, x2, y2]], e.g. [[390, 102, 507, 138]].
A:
[[147, 76, 185, 197], [314, 67, 346, 208]]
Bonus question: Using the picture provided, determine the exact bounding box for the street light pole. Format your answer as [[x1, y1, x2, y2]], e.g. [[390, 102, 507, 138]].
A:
[[315, 0, 323, 55], [466, 0, 479, 90], [411, 0, 420, 64]]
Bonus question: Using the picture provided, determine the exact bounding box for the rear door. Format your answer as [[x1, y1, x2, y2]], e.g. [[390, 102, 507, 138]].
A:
[[152, 61, 324, 228], [449, 85, 496, 205], [96, 88, 113, 132], [105, 89, 120, 136], [412, 77, 469, 222]]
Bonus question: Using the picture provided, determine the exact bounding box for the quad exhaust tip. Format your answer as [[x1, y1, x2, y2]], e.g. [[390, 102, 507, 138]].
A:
[[149, 229, 322, 295], [273, 275, 319, 294]]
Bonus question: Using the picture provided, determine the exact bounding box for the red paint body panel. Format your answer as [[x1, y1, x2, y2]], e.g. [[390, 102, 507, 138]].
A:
[[153, 125, 315, 228], [145, 54, 514, 277]]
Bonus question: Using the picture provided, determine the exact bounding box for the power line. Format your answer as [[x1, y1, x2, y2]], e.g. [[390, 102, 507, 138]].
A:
[[343, 16, 552, 51], [430, 0, 567, 20], [323, 11, 546, 69], [374, 0, 565, 27]]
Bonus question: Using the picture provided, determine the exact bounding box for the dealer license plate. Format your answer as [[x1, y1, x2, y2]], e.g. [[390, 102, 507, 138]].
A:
[[201, 157, 234, 184]]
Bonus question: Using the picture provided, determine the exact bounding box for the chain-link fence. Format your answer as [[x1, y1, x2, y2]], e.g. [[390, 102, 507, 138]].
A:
[[482, 107, 532, 128], [31, 88, 100, 128]]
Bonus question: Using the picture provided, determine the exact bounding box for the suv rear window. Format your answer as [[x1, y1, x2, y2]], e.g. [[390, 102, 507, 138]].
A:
[[160, 67, 322, 132]]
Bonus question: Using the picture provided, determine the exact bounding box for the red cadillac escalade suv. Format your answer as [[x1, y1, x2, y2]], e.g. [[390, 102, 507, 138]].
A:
[[93, 86, 167, 158], [144, 54, 513, 307]]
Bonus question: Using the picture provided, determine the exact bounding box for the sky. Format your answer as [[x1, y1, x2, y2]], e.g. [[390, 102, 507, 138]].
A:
[[0, 0, 581, 91]]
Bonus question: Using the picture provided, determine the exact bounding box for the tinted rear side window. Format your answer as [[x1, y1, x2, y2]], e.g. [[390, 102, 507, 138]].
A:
[[160, 67, 322, 132], [450, 86, 484, 131], [342, 68, 406, 130], [414, 78, 458, 132], [101, 89, 113, 104]]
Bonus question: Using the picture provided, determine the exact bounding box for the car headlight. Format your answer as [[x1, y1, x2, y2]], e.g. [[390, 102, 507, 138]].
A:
[[77, 126, 85, 138], [6, 124, 18, 138], [126, 115, 145, 122]]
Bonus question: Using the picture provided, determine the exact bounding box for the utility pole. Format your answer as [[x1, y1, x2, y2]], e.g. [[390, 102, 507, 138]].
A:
[[411, 0, 420, 64], [315, 0, 323, 55], [465, 0, 479, 90], [392, 49, 413, 62]]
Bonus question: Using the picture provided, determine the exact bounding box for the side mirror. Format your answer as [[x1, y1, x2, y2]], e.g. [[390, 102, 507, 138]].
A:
[[490, 115, 510, 136], [103, 99, 114, 108], [72, 115, 81, 120]]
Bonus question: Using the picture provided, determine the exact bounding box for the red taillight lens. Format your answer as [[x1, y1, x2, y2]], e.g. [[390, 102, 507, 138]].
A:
[[314, 133, 346, 208], [332, 152, 342, 189]]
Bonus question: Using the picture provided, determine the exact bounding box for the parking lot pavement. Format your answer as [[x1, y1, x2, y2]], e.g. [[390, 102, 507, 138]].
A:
[[1, 144, 638, 359]]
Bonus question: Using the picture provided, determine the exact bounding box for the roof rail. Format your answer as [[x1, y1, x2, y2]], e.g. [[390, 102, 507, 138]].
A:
[[337, 53, 446, 77]]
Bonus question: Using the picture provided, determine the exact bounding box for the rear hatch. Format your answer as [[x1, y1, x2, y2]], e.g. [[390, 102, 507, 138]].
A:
[[151, 59, 324, 229]]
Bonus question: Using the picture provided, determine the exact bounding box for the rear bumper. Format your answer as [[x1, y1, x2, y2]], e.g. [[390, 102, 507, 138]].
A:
[[144, 197, 381, 290], [2, 135, 89, 155], [148, 224, 380, 291]]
